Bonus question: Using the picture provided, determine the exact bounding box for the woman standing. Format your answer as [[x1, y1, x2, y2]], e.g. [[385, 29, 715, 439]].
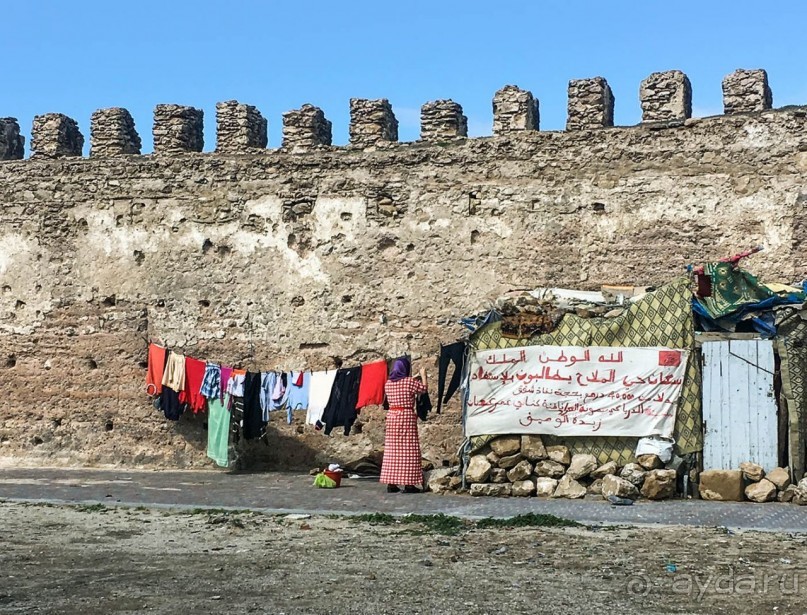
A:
[[380, 357, 428, 493]]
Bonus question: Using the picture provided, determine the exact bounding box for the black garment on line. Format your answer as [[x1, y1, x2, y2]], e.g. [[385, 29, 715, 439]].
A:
[[437, 341, 466, 413], [322, 366, 362, 436], [160, 386, 184, 421], [242, 371, 265, 440], [416, 391, 433, 421]]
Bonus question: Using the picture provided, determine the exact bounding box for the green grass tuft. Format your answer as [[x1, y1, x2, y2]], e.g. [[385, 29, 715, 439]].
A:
[[476, 513, 582, 529]]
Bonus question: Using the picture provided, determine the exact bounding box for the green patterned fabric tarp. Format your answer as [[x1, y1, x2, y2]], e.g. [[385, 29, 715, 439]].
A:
[[700, 263, 775, 319], [469, 278, 703, 465], [775, 306, 807, 478]]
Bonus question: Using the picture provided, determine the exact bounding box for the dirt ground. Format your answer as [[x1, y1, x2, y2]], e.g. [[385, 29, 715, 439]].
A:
[[0, 502, 805, 614]]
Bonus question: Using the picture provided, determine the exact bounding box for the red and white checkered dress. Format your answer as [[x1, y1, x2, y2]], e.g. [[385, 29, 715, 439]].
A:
[[380, 377, 427, 486]]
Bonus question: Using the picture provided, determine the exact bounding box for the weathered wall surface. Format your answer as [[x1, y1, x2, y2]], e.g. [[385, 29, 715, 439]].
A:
[[1, 83, 807, 470]]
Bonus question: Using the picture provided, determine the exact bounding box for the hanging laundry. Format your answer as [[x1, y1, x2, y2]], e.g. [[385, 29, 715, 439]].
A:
[[286, 370, 310, 412], [355, 360, 387, 409], [260, 371, 277, 420], [226, 369, 246, 397], [146, 343, 167, 396], [416, 390, 433, 421], [307, 370, 338, 425], [437, 341, 466, 413], [160, 387, 184, 421], [322, 366, 362, 436], [182, 356, 207, 414], [207, 394, 231, 467], [200, 362, 221, 400], [242, 371, 265, 440], [162, 351, 187, 392], [219, 365, 233, 402]]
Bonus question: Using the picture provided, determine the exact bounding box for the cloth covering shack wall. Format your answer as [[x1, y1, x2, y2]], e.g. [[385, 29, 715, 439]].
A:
[[469, 277, 703, 465], [775, 306, 807, 478]]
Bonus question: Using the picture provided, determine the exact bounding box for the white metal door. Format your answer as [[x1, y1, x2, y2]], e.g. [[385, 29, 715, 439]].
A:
[[702, 340, 778, 471]]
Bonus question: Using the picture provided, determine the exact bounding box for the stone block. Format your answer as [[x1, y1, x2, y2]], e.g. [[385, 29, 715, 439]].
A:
[[492, 85, 539, 134], [470, 483, 511, 497], [745, 478, 777, 503], [722, 69, 772, 114], [490, 435, 521, 457], [486, 451, 500, 466], [506, 459, 533, 482], [511, 478, 536, 497], [546, 445, 571, 465], [552, 474, 586, 499], [779, 485, 797, 503], [533, 460, 566, 478], [520, 435, 547, 461], [766, 467, 791, 490], [465, 454, 491, 483], [636, 454, 664, 471], [349, 98, 398, 147], [587, 478, 604, 495], [641, 469, 677, 500], [31, 113, 84, 158], [567, 453, 598, 479], [698, 469, 745, 501], [490, 468, 508, 483], [601, 474, 639, 500], [739, 461, 765, 482], [282, 104, 332, 150], [620, 463, 647, 487], [0, 118, 25, 160], [497, 453, 523, 469], [566, 77, 614, 130], [640, 70, 692, 122], [534, 477, 558, 497], [216, 100, 268, 153], [426, 467, 454, 494], [420, 99, 467, 141], [591, 461, 618, 478], [153, 104, 204, 154], [90, 108, 141, 157]]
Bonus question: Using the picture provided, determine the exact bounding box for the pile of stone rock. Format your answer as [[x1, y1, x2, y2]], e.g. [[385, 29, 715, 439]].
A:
[[427, 434, 678, 501], [698, 463, 807, 504]]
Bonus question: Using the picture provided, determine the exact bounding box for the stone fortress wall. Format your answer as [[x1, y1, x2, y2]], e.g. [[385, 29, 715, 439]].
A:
[[1, 69, 806, 470]]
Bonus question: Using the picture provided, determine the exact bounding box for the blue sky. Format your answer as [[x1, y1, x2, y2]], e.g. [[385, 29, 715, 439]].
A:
[[4, 1, 806, 153]]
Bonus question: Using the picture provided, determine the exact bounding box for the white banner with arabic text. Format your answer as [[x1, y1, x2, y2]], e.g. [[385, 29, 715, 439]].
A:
[[465, 345, 688, 437]]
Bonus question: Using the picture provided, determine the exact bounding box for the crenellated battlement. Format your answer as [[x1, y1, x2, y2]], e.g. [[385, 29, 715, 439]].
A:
[[0, 68, 789, 162]]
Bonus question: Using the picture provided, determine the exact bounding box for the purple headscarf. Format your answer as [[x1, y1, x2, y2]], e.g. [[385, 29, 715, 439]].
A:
[[388, 357, 411, 382]]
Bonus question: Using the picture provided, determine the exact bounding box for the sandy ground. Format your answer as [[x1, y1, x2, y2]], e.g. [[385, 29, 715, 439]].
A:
[[0, 502, 805, 615]]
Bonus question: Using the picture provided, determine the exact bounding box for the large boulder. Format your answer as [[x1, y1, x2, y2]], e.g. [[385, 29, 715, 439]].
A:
[[521, 435, 547, 461], [552, 475, 586, 499], [740, 462, 765, 483], [793, 478, 807, 506], [466, 455, 492, 483], [470, 483, 511, 497], [601, 474, 639, 500], [534, 477, 558, 497], [745, 478, 777, 503], [591, 461, 618, 479], [698, 469, 744, 501], [489, 468, 508, 483], [498, 453, 523, 469], [641, 469, 677, 500], [546, 445, 571, 466], [511, 479, 537, 497], [587, 478, 604, 495], [533, 460, 566, 479], [507, 460, 533, 483], [426, 467, 455, 494], [490, 435, 521, 457], [779, 485, 797, 503], [636, 454, 664, 471], [620, 463, 647, 487], [567, 453, 598, 480], [766, 467, 791, 490]]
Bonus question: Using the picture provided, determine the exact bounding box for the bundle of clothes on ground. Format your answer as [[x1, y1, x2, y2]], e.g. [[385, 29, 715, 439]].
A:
[[144, 343, 468, 469]]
